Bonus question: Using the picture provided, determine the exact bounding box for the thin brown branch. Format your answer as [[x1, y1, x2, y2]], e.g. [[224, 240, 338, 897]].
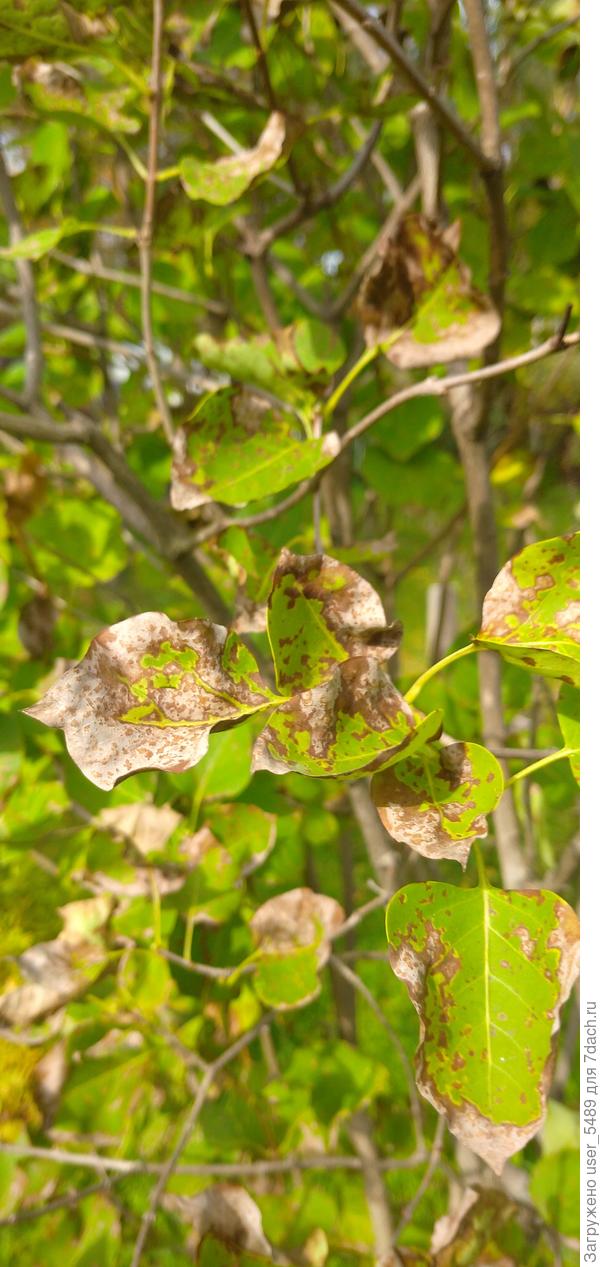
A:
[[0, 406, 231, 622], [338, 330, 579, 450], [0, 1140, 427, 1177], [0, 1181, 111, 1228], [462, 0, 507, 317], [346, 1111, 396, 1259], [0, 148, 43, 403], [330, 0, 491, 171], [395, 1114, 446, 1235], [502, 17, 579, 87], [50, 251, 226, 314], [138, 0, 175, 445], [331, 955, 425, 1150], [130, 1011, 274, 1267]]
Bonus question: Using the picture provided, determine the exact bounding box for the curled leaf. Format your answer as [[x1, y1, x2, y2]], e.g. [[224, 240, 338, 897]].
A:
[[386, 882, 580, 1173], [371, 742, 504, 868], [356, 215, 500, 369], [250, 887, 344, 1010], [25, 613, 275, 789], [267, 549, 401, 694], [252, 657, 442, 778], [181, 111, 286, 205], [171, 387, 339, 510], [475, 533, 580, 685]]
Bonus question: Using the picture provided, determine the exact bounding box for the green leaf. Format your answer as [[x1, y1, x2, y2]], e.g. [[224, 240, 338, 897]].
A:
[[25, 614, 276, 789], [530, 1149, 579, 1237], [371, 742, 504, 867], [182, 803, 276, 888], [292, 319, 346, 375], [171, 387, 339, 510], [266, 550, 401, 694], [557, 685, 579, 783], [0, 218, 135, 261], [386, 882, 580, 1172], [180, 112, 285, 204], [474, 533, 580, 685], [356, 215, 500, 369], [252, 658, 442, 778]]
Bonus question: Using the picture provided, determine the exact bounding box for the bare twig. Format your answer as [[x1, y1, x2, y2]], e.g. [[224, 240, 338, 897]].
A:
[[0, 1181, 111, 1228], [51, 251, 226, 313], [130, 1012, 273, 1266], [0, 148, 43, 403], [138, 0, 175, 444], [330, 0, 490, 171], [462, 0, 507, 316], [501, 17, 579, 87], [338, 330, 579, 450], [331, 955, 425, 1150], [346, 1111, 397, 1259], [0, 1140, 426, 1177], [395, 1114, 446, 1235]]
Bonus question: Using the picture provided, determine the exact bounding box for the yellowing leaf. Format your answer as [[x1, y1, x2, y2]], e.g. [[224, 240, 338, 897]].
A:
[[25, 613, 276, 789], [386, 882, 580, 1173]]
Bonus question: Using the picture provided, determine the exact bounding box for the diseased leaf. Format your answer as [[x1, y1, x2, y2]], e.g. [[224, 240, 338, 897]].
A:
[[267, 549, 401, 694], [181, 112, 286, 204], [170, 387, 339, 510], [557, 684, 580, 783], [250, 887, 344, 1009], [0, 896, 111, 1027], [356, 215, 500, 369], [25, 613, 276, 789], [386, 882, 580, 1172], [372, 742, 504, 868], [98, 803, 182, 855], [163, 1184, 272, 1257], [292, 318, 346, 375], [252, 658, 442, 778], [475, 533, 580, 684], [431, 1184, 550, 1267]]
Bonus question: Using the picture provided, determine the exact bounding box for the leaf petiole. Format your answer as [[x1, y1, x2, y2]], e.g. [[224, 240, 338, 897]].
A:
[[506, 747, 576, 787], [404, 643, 476, 704], [473, 841, 489, 889], [322, 328, 405, 419]]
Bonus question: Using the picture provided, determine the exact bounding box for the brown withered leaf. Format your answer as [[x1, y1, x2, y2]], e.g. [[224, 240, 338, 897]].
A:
[[252, 657, 442, 778], [0, 896, 111, 1027], [371, 742, 504, 868], [251, 887, 344, 966], [163, 1184, 272, 1257], [356, 215, 500, 369], [24, 613, 276, 789], [267, 548, 402, 694], [97, 802, 182, 856]]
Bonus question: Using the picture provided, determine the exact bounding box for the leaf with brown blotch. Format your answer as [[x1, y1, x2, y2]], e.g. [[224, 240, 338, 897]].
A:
[[252, 657, 442, 778], [355, 214, 500, 369], [431, 1184, 545, 1266], [180, 111, 286, 205], [24, 613, 277, 790], [371, 742, 504, 868], [250, 887, 344, 1010], [163, 1184, 272, 1257], [267, 548, 402, 695], [386, 882, 580, 1173], [475, 533, 580, 685]]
